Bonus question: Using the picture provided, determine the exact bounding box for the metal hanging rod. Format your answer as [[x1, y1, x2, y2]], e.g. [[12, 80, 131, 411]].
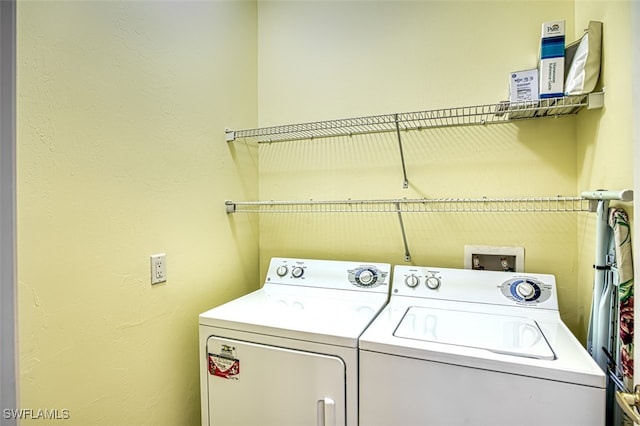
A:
[[225, 196, 590, 214], [225, 93, 604, 143]]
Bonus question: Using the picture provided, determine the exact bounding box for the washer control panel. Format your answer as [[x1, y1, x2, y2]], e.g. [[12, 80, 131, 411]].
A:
[[392, 265, 558, 310], [499, 277, 552, 305], [402, 272, 441, 290], [266, 257, 390, 293]]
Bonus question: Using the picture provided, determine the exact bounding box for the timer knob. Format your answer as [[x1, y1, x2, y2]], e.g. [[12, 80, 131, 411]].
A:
[[356, 268, 377, 286], [500, 278, 549, 304], [516, 281, 535, 299], [405, 275, 420, 288], [358, 269, 378, 286], [276, 266, 288, 277], [425, 276, 441, 290], [291, 266, 304, 278]]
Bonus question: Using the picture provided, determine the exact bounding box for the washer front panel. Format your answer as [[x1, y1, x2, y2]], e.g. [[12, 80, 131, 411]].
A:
[[359, 351, 605, 426]]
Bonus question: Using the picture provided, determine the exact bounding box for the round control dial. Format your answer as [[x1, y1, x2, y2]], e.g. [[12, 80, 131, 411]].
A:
[[425, 276, 441, 290], [516, 281, 535, 299], [405, 274, 420, 288], [291, 266, 304, 278], [276, 266, 289, 277], [500, 277, 552, 304], [348, 266, 386, 288], [355, 268, 378, 287]]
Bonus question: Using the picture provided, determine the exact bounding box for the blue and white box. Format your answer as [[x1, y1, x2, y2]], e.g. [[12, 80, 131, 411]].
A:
[[539, 20, 565, 98]]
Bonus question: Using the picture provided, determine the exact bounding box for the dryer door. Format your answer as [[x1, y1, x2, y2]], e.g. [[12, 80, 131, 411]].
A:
[[206, 336, 346, 426]]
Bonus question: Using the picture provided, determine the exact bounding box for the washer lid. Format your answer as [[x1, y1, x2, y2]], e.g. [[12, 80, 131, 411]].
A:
[[394, 306, 555, 360]]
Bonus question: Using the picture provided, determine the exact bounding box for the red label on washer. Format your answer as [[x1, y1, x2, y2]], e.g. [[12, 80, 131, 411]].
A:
[[208, 345, 240, 380]]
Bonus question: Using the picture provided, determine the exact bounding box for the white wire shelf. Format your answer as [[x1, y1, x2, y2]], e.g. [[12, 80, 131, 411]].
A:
[[225, 191, 631, 263], [226, 93, 604, 143], [225, 196, 590, 214]]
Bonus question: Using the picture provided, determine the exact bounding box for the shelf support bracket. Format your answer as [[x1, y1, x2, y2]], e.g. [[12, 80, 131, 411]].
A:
[[225, 128, 235, 142], [394, 114, 409, 189], [225, 201, 237, 214], [395, 202, 411, 262], [581, 189, 634, 212]]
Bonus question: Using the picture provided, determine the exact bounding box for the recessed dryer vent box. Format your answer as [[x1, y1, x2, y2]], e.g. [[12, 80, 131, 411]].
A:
[[464, 245, 524, 272]]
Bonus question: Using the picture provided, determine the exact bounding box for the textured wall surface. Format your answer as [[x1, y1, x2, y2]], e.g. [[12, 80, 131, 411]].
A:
[[17, 2, 258, 424]]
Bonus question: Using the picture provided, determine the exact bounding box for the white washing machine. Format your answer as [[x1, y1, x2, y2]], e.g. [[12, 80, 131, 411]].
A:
[[199, 257, 391, 426], [359, 265, 606, 426]]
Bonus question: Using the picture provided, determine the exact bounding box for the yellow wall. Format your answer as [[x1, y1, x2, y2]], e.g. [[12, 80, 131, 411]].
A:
[[257, 1, 587, 329], [17, 1, 258, 425], [256, 0, 633, 345], [573, 1, 634, 342], [15, 0, 634, 424]]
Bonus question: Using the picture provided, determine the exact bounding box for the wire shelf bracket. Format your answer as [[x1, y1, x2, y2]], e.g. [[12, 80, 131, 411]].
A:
[[581, 189, 634, 212], [394, 114, 409, 189], [395, 201, 411, 261]]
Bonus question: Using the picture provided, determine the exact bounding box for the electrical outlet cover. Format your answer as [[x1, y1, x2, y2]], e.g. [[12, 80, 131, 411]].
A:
[[151, 253, 167, 284]]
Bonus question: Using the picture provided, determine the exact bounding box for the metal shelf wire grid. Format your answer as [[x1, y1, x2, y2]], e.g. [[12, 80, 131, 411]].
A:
[[227, 94, 601, 143], [225, 197, 590, 214]]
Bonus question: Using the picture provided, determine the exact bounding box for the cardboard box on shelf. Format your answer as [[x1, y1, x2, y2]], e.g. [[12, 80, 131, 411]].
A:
[[539, 20, 565, 98]]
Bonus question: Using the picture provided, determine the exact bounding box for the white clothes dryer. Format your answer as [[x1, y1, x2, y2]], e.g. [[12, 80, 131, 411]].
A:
[[199, 257, 391, 426], [359, 265, 606, 426]]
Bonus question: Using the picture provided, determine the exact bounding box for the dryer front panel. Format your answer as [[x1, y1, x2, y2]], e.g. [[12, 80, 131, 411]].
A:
[[206, 336, 346, 426]]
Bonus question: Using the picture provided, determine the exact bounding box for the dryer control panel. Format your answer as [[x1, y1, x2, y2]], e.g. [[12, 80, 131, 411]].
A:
[[392, 265, 558, 310], [266, 257, 391, 293]]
